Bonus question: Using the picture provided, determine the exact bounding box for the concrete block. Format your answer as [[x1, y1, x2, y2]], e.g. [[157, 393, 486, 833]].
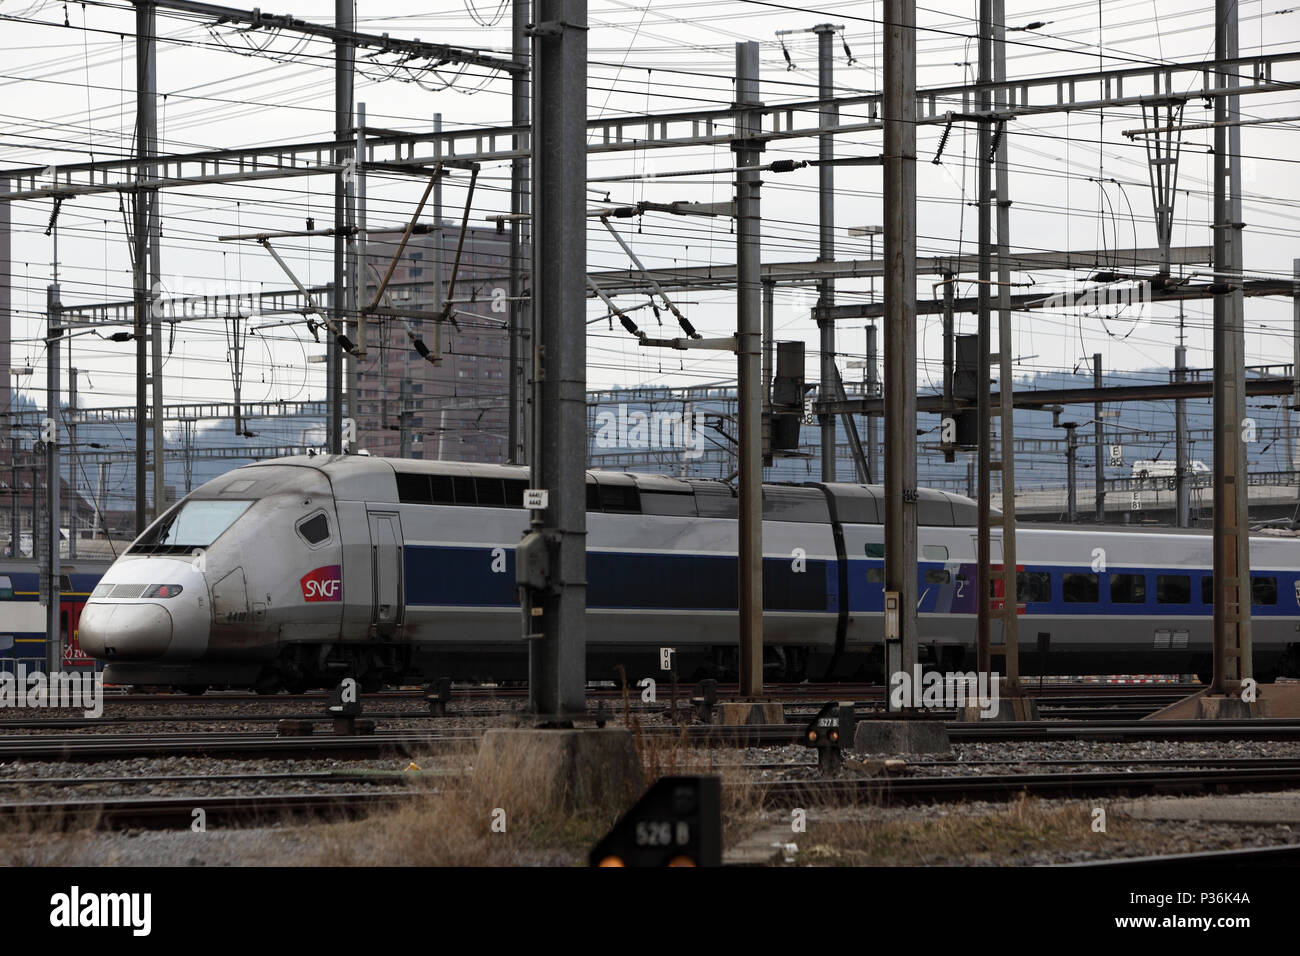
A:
[[713, 701, 786, 726], [475, 728, 643, 815], [1196, 696, 1272, 719], [957, 696, 1040, 721], [853, 719, 952, 755]]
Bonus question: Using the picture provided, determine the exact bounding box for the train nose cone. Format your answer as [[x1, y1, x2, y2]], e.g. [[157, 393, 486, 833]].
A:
[[79, 603, 174, 660]]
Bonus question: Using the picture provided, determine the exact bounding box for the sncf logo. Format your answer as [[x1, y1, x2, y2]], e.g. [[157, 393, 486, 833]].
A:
[[301, 565, 342, 602]]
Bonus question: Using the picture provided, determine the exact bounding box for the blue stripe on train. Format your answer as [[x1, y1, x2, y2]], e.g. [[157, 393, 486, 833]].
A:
[[403, 545, 1300, 618], [403, 545, 834, 611], [847, 560, 1300, 617]]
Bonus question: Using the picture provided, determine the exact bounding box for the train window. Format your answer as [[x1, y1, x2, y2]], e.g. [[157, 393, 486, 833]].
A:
[[1156, 574, 1191, 604], [59, 575, 71, 593], [452, 476, 477, 506], [0, 575, 10, 600], [503, 480, 526, 508], [430, 475, 456, 505], [864, 542, 884, 558], [1062, 572, 1099, 603], [586, 483, 601, 511], [922, 545, 948, 561], [925, 569, 950, 585], [690, 482, 737, 518], [0, 635, 11, 651], [599, 485, 641, 514], [1201, 576, 1213, 605], [130, 499, 253, 553], [395, 473, 432, 504], [475, 478, 506, 507], [1017, 571, 1051, 603], [1110, 573, 1146, 604], [866, 568, 885, 583], [297, 512, 331, 547], [1252, 576, 1278, 606]]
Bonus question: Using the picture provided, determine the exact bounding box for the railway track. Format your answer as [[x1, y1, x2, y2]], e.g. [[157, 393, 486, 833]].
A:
[[757, 764, 1300, 807], [0, 702, 1163, 731], [12, 758, 1300, 832], [98, 682, 1198, 706], [5, 718, 1300, 761], [1067, 843, 1300, 867]]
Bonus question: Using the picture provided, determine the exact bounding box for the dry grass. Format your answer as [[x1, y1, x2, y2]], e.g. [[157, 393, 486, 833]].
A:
[[0, 799, 102, 866], [305, 739, 630, 866], [628, 715, 768, 848], [797, 794, 1156, 865]]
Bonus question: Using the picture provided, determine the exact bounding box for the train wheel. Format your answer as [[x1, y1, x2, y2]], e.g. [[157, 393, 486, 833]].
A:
[[180, 685, 208, 696], [252, 671, 283, 695]]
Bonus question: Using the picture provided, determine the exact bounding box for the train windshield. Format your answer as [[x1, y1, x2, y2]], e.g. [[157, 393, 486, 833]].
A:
[[129, 500, 254, 555]]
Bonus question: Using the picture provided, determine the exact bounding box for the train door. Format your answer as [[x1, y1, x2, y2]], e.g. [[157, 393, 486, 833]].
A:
[[366, 512, 403, 637]]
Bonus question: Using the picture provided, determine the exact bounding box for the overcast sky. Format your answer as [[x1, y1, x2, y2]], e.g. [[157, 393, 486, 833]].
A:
[[2, 0, 1299, 454]]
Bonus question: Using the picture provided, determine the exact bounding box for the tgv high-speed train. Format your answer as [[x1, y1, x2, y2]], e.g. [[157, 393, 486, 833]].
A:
[[78, 455, 1300, 693]]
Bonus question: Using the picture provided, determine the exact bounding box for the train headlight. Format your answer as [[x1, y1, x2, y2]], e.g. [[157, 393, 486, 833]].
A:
[[143, 583, 185, 599]]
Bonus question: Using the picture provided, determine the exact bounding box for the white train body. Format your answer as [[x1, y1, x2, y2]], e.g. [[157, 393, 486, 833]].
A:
[[77, 456, 1300, 691]]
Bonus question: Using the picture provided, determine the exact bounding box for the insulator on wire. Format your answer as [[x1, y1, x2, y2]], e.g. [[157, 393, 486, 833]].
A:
[[841, 34, 856, 66], [989, 120, 1005, 162], [932, 119, 953, 165], [780, 40, 794, 71]]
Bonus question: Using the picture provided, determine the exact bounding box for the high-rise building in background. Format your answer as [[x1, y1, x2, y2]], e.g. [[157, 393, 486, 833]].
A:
[[354, 223, 510, 461]]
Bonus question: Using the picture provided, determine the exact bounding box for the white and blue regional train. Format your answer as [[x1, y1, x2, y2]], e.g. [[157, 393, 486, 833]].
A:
[[78, 455, 1300, 693]]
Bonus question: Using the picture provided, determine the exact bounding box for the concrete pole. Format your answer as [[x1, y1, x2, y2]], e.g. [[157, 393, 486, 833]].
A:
[[1292, 258, 1299, 495], [1212, 0, 1252, 691], [398, 377, 412, 459], [816, 24, 837, 483], [68, 368, 77, 559], [734, 41, 764, 696], [132, 2, 154, 533], [975, 0, 993, 675], [509, 0, 531, 465], [761, 280, 774, 409], [0, 180, 9, 480], [1094, 354, 1105, 523], [762, 279, 773, 466], [883, 0, 918, 698], [432, 114, 444, 375], [330, 0, 354, 456], [941, 273, 954, 462], [529, 0, 588, 718], [9, 439, 17, 556], [45, 285, 60, 674], [1065, 424, 1077, 521], [146, 8, 163, 519], [1175, 336, 1190, 527], [351, 102, 366, 444], [865, 322, 878, 482], [993, 0, 1020, 692]]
